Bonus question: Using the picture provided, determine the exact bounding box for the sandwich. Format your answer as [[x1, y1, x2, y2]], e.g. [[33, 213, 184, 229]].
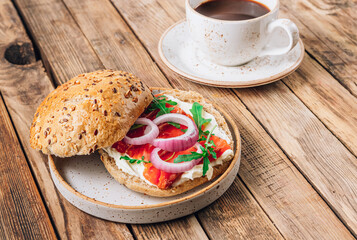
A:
[[30, 70, 234, 197]]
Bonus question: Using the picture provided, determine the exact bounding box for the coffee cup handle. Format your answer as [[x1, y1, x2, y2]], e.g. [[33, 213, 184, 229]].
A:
[[259, 19, 299, 56]]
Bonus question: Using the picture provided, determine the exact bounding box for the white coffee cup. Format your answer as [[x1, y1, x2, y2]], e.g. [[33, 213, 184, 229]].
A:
[[186, 0, 299, 66]]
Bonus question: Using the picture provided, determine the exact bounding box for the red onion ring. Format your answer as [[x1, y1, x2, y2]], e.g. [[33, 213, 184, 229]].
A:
[[150, 143, 203, 173], [152, 113, 199, 152], [123, 118, 159, 145]]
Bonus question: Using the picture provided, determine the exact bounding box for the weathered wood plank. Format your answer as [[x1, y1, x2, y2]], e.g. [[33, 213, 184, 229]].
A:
[[14, 0, 286, 238], [279, 1, 357, 96], [13, 0, 103, 84], [284, 53, 357, 156], [132, 216, 209, 240], [0, 1, 133, 239], [9, 0, 210, 239], [63, 0, 169, 87], [109, 0, 357, 237], [0, 91, 56, 239], [237, 81, 357, 235], [197, 177, 282, 240]]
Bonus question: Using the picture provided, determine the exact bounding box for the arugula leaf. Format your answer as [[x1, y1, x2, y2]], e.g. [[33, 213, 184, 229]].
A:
[[149, 95, 177, 117], [168, 122, 180, 129], [190, 102, 211, 137], [174, 152, 204, 163], [173, 125, 218, 176], [120, 155, 150, 164], [202, 156, 210, 177], [130, 124, 144, 130], [208, 147, 217, 159]]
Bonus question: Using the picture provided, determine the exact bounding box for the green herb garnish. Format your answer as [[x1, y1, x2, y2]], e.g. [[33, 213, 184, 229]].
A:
[[190, 102, 212, 138], [174, 125, 217, 176], [149, 95, 177, 117], [120, 155, 150, 164]]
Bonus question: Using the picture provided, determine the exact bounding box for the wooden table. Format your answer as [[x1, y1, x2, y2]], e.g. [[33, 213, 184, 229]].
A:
[[0, 0, 356, 239]]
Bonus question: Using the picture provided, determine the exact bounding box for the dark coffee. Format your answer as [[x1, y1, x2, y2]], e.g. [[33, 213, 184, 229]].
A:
[[195, 0, 270, 21]]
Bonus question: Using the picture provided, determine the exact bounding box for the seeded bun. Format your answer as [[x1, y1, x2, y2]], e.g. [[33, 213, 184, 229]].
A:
[[30, 70, 152, 157], [99, 88, 234, 197]]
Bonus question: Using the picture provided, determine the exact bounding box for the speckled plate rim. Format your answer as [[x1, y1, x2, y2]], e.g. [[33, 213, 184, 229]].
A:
[[158, 19, 305, 88], [49, 90, 241, 210]]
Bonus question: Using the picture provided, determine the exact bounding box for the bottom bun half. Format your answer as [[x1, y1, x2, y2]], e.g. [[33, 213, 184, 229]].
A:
[[99, 149, 230, 197]]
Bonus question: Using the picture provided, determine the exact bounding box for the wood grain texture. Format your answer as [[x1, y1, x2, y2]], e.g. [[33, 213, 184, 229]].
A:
[[62, 0, 170, 88], [13, 0, 103, 85], [0, 1, 133, 239], [111, 0, 357, 236], [0, 88, 55, 239], [284, 53, 357, 156], [279, 1, 357, 96], [197, 178, 282, 240], [109, 0, 356, 238], [132, 215, 209, 240], [15, 0, 286, 238], [9, 0, 209, 239], [237, 82, 357, 235]]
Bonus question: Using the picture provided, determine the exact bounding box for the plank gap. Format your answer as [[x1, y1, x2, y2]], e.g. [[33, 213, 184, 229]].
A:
[[11, 0, 105, 87], [235, 175, 286, 240], [0, 92, 60, 240], [126, 224, 138, 240], [9, 0, 58, 89], [3, 0, 134, 238], [282, 77, 357, 158], [9, 0, 42, 62], [0, 92, 57, 239], [193, 212, 213, 240], [106, 0, 176, 90], [304, 49, 357, 98], [228, 88, 357, 238]]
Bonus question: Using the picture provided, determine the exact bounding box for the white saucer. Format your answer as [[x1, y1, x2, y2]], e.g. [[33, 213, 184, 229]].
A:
[[48, 89, 241, 224], [159, 20, 304, 88]]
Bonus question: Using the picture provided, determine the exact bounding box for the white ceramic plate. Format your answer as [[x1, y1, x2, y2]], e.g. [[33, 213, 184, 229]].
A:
[[49, 100, 241, 224], [159, 20, 304, 88]]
